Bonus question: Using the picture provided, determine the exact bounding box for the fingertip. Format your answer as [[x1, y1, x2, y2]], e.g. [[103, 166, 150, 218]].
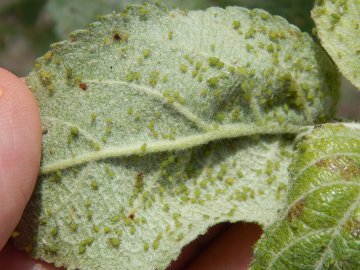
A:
[[0, 241, 63, 270], [0, 68, 42, 250], [186, 223, 262, 270]]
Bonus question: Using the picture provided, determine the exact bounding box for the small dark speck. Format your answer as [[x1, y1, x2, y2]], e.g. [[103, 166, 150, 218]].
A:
[[113, 33, 121, 41]]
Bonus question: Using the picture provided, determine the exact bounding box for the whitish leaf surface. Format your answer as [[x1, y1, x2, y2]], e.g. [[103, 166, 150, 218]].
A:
[[15, 4, 339, 270], [46, 0, 213, 38], [251, 123, 360, 270], [312, 0, 360, 90]]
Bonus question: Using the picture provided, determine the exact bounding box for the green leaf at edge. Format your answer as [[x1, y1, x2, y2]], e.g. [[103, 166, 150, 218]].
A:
[[250, 123, 360, 270], [312, 0, 360, 90]]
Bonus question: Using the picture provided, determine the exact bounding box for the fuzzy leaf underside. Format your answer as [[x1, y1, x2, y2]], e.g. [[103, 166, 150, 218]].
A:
[[17, 136, 296, 270], [251, 123, 360, 270], [312, 0, 360, 90], [15, 4, 339, 270]]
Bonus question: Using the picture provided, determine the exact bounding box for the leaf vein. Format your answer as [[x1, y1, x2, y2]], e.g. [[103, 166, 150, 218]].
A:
[[85, 79, 212, 131], [314, 193, 360, 270]]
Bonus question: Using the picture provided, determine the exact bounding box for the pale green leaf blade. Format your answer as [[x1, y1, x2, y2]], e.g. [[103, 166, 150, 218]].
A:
[[17, 136, 295, 269], [312, 0, 360, 90], [251, 123, 360, 270], [15, 4, 339, 270]]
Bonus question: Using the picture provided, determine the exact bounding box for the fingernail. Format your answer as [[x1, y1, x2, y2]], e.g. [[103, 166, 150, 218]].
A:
[[0, 87, 3, 99]]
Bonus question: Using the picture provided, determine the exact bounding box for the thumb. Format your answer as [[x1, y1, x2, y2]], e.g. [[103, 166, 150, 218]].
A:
[[0, 68, 41, 250]]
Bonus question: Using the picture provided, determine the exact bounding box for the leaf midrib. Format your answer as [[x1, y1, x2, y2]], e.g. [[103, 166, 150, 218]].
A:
[[41, 123, 302, 174]]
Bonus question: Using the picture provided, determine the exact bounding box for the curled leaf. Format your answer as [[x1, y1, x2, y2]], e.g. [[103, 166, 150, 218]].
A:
[[312, 0, 360, 90], [16, 4, 339, 270], [251, 123, 360, 270]]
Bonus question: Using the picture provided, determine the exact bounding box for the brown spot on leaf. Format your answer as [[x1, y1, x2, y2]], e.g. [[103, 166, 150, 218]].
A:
[[316, 156, 360, 180], [113, 33, 121, 41], [287, 199, 305, 222], [79, 83, 88, 91], [345, 218, 360, 239], [339, 158, 360, 180], [128, 212, 136, 220], [112, 31, 128, 42]]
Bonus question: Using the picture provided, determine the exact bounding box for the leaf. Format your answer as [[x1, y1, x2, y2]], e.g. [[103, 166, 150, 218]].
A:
[[250, 123, 360, 270], [15, 4, 339, 270], [46, 0, 213, 39], [312, 0, 360, 90]]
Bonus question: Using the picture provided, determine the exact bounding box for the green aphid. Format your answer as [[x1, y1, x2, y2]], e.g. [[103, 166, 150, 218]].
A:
[[180, 64, 188, 73], [93, 225, 100, 233], [233, 20, 241, 30], [168, 31, 173, 40], [47, 245, 59, 253], [40, 70, 53, 86], [78, 245, 86, 254], [246, 44, 254, 52], [70, 126, 79, 137], [149, 70, 160, 87], [140, 143, 147, 154], [109, 238, 120, 248], [143, 49, 151, 58], [152, 233, 162, 250], [90, 180, 98, 190], [195, 62, 202, 70], [139, 6, 149, 18], [176, 233, 184, 242], [245, 28, 255, 39], [51, 226, 58, 237], [53, 170, 62, 183], [112, 214, 120, 223], [91, 142, 101, 151], [40, 218, 51, 229], [80, 237, 94, 246], [44, 51, 53, 62], [69, 222, 78, 232], [90, 112, 96, 123], [207, 77, 219, 87], [208, 57, 224, 69], [66, 68, 73, 80], [104, 165, 115, 178]]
